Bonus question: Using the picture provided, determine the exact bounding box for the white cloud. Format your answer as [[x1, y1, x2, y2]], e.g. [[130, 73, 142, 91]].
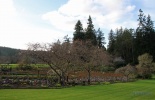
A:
[[42, 11, 77, 32], [1, 0, 155, 49], [0, 0, 64, 49], [0, 0, 17, 28], [42, 0, 136, 32], [0, 20, 64, 49], [0, 0, 17, 16]]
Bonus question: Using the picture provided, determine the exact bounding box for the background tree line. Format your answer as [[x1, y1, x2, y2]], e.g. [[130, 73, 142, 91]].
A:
[[73, 15, 106, 49], [0, 46, 20, 64], [107, 9, 155, 65]]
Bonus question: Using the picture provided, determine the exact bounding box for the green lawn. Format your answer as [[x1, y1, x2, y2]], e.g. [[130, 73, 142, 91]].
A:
[[0, 64, 49, 68], [0, 80, 155, 100]]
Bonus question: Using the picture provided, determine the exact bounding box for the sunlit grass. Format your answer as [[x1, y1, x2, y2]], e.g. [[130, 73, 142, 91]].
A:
[[0, 80, 155, 100], [0, 64, 49, 68]]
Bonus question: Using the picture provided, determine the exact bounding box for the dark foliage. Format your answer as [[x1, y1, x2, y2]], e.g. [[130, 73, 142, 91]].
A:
[[0, 46, 20, 64]]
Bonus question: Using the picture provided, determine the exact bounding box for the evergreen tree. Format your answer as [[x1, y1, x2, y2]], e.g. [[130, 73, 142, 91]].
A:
[[73, 20, 85, 41], [107, 29, 115, 54], [135, 9, 155, 61], [64, 35, 70, 43], [144, 15, 155, 57], [96, 28, 105, 48], [145, 15, 154, 30], [121, 28, 134, 63], [137, 9, 146, 30], [114, 28, 124, 56], [115, 28, 134, 63], [108, 28, 134, 64], [85, 16, 97, 45]]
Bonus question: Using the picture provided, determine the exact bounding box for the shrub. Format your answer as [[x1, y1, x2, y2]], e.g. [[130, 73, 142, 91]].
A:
[[136, 53, 154, 79], [0, 66, 12, 73], [115, 64, 137, 80], [55, 83, 61, 87], [103, 82, 110, 85]]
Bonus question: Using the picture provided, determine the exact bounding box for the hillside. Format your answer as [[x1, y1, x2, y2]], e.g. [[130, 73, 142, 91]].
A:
[[0, 46, 21, 64]]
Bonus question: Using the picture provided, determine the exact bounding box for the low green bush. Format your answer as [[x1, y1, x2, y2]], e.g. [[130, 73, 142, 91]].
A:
[[103, 82, 111, 85], [55, 83, 61, 87]]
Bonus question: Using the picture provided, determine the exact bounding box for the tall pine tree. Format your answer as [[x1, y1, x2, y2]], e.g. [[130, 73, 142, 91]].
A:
[[73, 20, 85, 41], [96, 28, 106, 49], [135, 9, 155, 61], [85, 16, 97, 45], [107, 29, 115, 54]]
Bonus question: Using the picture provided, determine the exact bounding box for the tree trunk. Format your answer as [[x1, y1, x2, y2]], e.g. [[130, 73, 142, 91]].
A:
[[87, 70, 91, 85], [60, 74, 67, 86]]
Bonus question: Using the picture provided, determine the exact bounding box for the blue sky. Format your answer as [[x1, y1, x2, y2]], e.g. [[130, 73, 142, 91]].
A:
[[14, 0, 68, 14], [0, 0, 155, 49]]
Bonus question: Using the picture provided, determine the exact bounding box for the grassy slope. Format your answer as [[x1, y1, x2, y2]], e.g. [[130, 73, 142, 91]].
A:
[[0, 80, 155, 100]]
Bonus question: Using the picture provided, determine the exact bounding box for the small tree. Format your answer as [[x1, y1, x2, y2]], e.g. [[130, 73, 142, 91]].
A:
[[136, 53, 154, 79], [17, 52, 34, 71], [115, 64, 137, 81], [27, 41, 75, 86], [73, 41, 111, 84]]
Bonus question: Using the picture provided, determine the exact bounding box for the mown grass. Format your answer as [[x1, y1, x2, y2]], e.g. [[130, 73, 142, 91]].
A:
[[0, 64, 18, 68], [0, 64, 49, 68], [0, 80, 155, 100]]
